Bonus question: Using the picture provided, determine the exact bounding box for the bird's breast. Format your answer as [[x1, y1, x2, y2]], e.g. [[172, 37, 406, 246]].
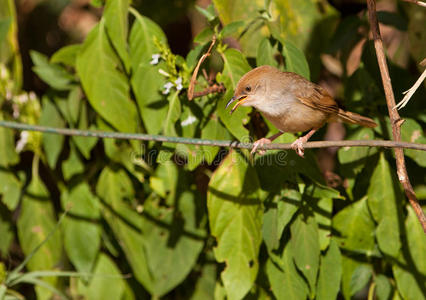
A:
[[261, 100, 329, 133]]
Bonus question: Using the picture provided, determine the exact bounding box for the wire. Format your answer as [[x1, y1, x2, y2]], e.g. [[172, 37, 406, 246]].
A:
[[0, 120, 425, 151]]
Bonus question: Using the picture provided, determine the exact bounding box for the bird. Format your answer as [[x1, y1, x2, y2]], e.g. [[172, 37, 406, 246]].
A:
[[226, 65, 377, 157]]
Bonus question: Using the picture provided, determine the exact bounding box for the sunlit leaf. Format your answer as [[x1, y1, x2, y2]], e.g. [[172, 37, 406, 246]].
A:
[[30, 51, 74, 90], [208, 150, 262, 300], [317, 240, 342, 300], [104, 0, 130, 72], [40, 97, 65, 169], [367, 153, 402, 257], [61, 183, 101, 274], [290, 210, 320, 292], [333, 197, 377, 256], [76, 19, 138, 133], [266, 243, 309, 300], [216, 48, 251, 140]]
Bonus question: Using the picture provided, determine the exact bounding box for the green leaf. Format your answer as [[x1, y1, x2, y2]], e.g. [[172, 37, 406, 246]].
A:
[[400, 119, 426, 167], [129, 9, 167, 69], [131, 65, 168, 134], [333, 197, 377, 256], [50, 44, 81, 67], [191, 263, 216, 300], [266, 243, 309, 300], [129, 11, 169, 134], [216, 48, 251, 140], [350, 265, 373, 296], [76, 19, 138, 133], [195, 4, 217, 22], [201, 114, 231, 164], [341, 255, 367, 300], [140, 188, 206, 296], [61, 183, 101, 274], [367, 153, 401, 257], [104, 0, 130, 72], [313, 197, 333, 251], [280, 39, 310, 79], [290, 211, 320, 292], [263, 189, 301, 251], [0, 169, 21, 210], [30, 50, 75, 90], [214, 0, 337, 57], [17, 175, 61, 299], [393, 206, 426, 300], [316, 240, 342, 300], [40, 97, 65, 169], [220, 20, 245, 38], [194, 27, 214, 44], [71, 102, 98, 159], [77, 254, 128, 300], [207, 150, 262, 300], [0, 117, 19, 167], [0, 210, 13, 256], [62, 143, 84, 180], [96, 167, 153, 292], [375, 274, 392, 300], [338, 128, 377, 165], [0, 18, 11, 45], [256, 38, 278, 68], [163, 91, 181, 135]]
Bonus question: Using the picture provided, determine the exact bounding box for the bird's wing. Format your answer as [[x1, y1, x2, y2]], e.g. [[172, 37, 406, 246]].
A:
[[296, 85, 339, 115]]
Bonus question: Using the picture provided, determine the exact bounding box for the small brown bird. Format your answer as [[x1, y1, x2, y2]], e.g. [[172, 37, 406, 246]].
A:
[[226, 65, 377, 157]]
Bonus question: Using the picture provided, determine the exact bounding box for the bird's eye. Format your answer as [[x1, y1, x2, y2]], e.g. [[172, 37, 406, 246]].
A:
[[245, 86, 251, 92]]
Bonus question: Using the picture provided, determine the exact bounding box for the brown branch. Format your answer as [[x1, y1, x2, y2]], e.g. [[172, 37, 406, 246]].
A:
[[402, 0, 426, 7], [187, 36, 226, 100], [192, 83, 225, 98], [367, 0, 426, 233]]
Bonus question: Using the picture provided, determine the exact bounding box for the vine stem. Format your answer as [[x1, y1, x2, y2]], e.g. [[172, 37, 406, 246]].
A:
[[1, 120, 426, 151], [367, 0, 426, 233]]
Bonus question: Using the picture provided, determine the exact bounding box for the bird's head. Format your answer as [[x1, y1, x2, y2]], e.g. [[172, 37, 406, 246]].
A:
[[226, 65, 279, 114]]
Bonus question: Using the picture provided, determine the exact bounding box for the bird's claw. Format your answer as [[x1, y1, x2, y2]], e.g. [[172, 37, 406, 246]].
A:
[[291, 138, 306, 158], [250, 138, 271, 156]]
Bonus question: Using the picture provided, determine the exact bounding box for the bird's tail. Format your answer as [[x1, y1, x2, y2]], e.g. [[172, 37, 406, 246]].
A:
[[336, 109, 377, 128]]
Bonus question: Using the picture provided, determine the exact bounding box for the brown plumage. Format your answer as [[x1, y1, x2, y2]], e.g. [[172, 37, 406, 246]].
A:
[[226, 65, 377, 157]]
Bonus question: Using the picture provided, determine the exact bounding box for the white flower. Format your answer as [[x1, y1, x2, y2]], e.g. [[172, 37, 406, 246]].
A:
[[16, 94, 29, 104], [163, 82, 174, 95], [16, 131, 29, 152], [12, 103, 20, 119], [0, 65, 7, 80], [150, 54, 161, 65], [175, 77, 183, 91], [158, 69, 170, 77], [181, 115, 197, 127], [28, 92, 37, 102]]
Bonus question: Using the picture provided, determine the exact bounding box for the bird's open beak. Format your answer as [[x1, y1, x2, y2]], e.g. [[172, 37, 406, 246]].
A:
[[226, 95, 248, 114]]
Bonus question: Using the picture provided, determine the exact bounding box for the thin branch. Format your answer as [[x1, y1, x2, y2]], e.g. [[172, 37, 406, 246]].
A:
[[188, 36, 221, 100], [0, 121, 425, 151], [402, 0, 426, 7], [192, 83, 225, 98], [367, 0, 426, 233], [394, 66, 426, 110]]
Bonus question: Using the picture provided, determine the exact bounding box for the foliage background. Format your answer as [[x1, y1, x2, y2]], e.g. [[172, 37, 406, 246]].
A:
[[0, 0, 425, 299]]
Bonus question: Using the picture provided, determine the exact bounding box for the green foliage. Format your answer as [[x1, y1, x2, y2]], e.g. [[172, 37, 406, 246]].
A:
[[0, 0, 425, 299]]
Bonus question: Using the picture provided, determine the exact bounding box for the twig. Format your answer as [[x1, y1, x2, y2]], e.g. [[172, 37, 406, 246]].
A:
[[193, 84, 225, 98], [402, 0, 426, 7], [394, 66, 426, 110], [367, 0, 426, 233], [188, 36, 222, 100], [0, 120, 425, 151]]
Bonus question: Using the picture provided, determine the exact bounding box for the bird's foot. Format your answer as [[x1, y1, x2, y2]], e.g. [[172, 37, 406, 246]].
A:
[[291, 137, 306, 158], [251, 138, 272, 156]]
